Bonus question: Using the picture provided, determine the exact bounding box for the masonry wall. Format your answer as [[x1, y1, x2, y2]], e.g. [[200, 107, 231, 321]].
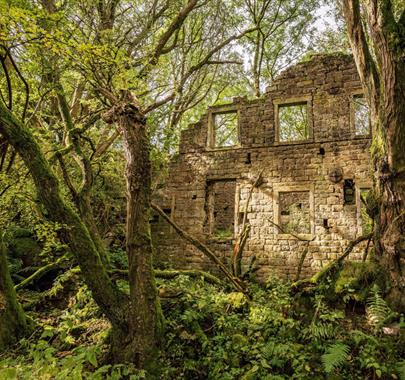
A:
[[152, 54, 373, 281]]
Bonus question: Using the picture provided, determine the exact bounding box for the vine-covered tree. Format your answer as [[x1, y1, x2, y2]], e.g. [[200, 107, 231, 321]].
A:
[[342, 0, 405, 310]]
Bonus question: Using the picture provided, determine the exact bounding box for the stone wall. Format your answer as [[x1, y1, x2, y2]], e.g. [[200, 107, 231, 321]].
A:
[[151, 53, 373, 281]]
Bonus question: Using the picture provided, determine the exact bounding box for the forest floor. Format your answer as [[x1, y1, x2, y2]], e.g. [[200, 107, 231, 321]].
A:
[[0, 263, 404, 380]]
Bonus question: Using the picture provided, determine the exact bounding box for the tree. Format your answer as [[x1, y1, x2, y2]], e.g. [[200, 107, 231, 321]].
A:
[[242, 0, 319, 96], [0, 0, 256, 369], [0, 240, 30, 349], [341, 0, 405, 310]]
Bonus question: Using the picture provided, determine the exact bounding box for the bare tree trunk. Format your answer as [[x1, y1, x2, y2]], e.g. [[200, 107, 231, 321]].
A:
[[104, 96, 163, 369], [0, 241, 29, 350], [342, 0, 405, 310]]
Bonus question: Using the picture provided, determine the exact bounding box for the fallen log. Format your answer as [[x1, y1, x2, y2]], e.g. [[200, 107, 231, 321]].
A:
[[110, 268, 222, 285], [14, 255, 69, 291]]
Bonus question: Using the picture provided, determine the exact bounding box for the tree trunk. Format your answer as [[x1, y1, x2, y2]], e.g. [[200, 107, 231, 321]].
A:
[[0, 241, 29, 350], [0, 101, 129, 332], [1, 93, 162, 369], [103, 97, 163, 369], [342, 0, 405, 310], [76, 194, 111, 268], [373, 64, 405, 309]]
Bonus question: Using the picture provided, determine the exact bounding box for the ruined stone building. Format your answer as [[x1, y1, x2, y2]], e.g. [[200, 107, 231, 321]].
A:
[[152, 54, 373, 280]]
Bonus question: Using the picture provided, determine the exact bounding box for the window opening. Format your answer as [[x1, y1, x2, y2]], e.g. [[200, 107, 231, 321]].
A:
[[279, 191, 310, 234], [205, 180, 236, 238], [212, 111, 239, 147], [353, 95, 370, 136], [278, 102, 309, 142], [344, 179, 355, 205]]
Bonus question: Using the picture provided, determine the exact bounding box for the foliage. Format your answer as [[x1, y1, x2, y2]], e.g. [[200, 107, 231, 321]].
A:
[[1, 273, 404, 379], [366, 285, 397, 330], [334, 261, 388, 302], [321, 342, 350, 373]]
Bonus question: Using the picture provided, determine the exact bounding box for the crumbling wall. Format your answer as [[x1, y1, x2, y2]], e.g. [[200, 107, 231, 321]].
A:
[[152, 54, 373, 280]]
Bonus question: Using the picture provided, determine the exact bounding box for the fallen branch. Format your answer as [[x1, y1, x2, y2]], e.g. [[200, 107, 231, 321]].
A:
[[335, 233, 373, 265], [151, 202, 248, 296], [311, 232, 373, 285], [232, 224, 251, 277], [295, 246, 309, 282], [110, 268, 222, 285], [14, 255, 69, 291], [362, 234, 373, 262], [232, 170, 264, 277], [242, 255, 258, 280], [292, 233, 373, 291]]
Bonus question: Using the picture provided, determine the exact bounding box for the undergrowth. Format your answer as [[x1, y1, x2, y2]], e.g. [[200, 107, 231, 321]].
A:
[[0, 274, 404, 379]]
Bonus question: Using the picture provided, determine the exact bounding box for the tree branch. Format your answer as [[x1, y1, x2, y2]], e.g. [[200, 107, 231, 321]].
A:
[[151, 202, 249, 296], [148, 0, 199, 66], [341, 0, 380, 104]]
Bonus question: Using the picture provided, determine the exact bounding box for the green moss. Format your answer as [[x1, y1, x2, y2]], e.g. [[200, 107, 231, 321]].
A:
[[334, 261, 389, 302], [310, 261, 342, 284], [0, 241, 31, 350]]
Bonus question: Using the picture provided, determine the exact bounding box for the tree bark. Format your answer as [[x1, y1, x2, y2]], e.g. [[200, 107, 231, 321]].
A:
[[342, 0, 405, 310], [0, 100, 129, 332], [0, 240, 29, 350], [103, 96, 163, 369]]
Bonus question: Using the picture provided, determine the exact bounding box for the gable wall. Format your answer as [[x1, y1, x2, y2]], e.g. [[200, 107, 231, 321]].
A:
[[152, 54, 373, 280]]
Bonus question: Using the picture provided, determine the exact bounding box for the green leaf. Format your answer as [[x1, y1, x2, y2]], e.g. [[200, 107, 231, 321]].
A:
[[322, 342, 350, 374], [86, 349, 98, 367]]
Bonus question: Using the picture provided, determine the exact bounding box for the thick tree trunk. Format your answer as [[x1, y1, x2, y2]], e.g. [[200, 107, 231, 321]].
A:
[[342, 0, 405, 310], [0, 101, 129, 331], [373, 60, 405, 309], [0, 241, 29, 349], [104, 97, 162, 369]]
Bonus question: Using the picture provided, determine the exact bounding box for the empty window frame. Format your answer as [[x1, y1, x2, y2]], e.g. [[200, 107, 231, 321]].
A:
[[278, 191, 311, 234], [204, 179, 236, 238], [209, 109, 239, 148], [352, 94, 370, 136], [277, 101, 310, 142]]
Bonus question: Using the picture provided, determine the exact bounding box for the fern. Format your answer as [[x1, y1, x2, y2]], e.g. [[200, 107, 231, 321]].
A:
[[366, 285, 394, 328], [351, 330, 378, 346], [322, 342, 350, 374], [397, 361, 405, 380], [306, 321, 336, 340]]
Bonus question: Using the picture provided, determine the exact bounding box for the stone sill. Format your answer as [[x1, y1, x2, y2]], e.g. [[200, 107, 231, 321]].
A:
[[206, 145, 242, 152], [276, 233, 314, 241], [273, 139, 314, 146]]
